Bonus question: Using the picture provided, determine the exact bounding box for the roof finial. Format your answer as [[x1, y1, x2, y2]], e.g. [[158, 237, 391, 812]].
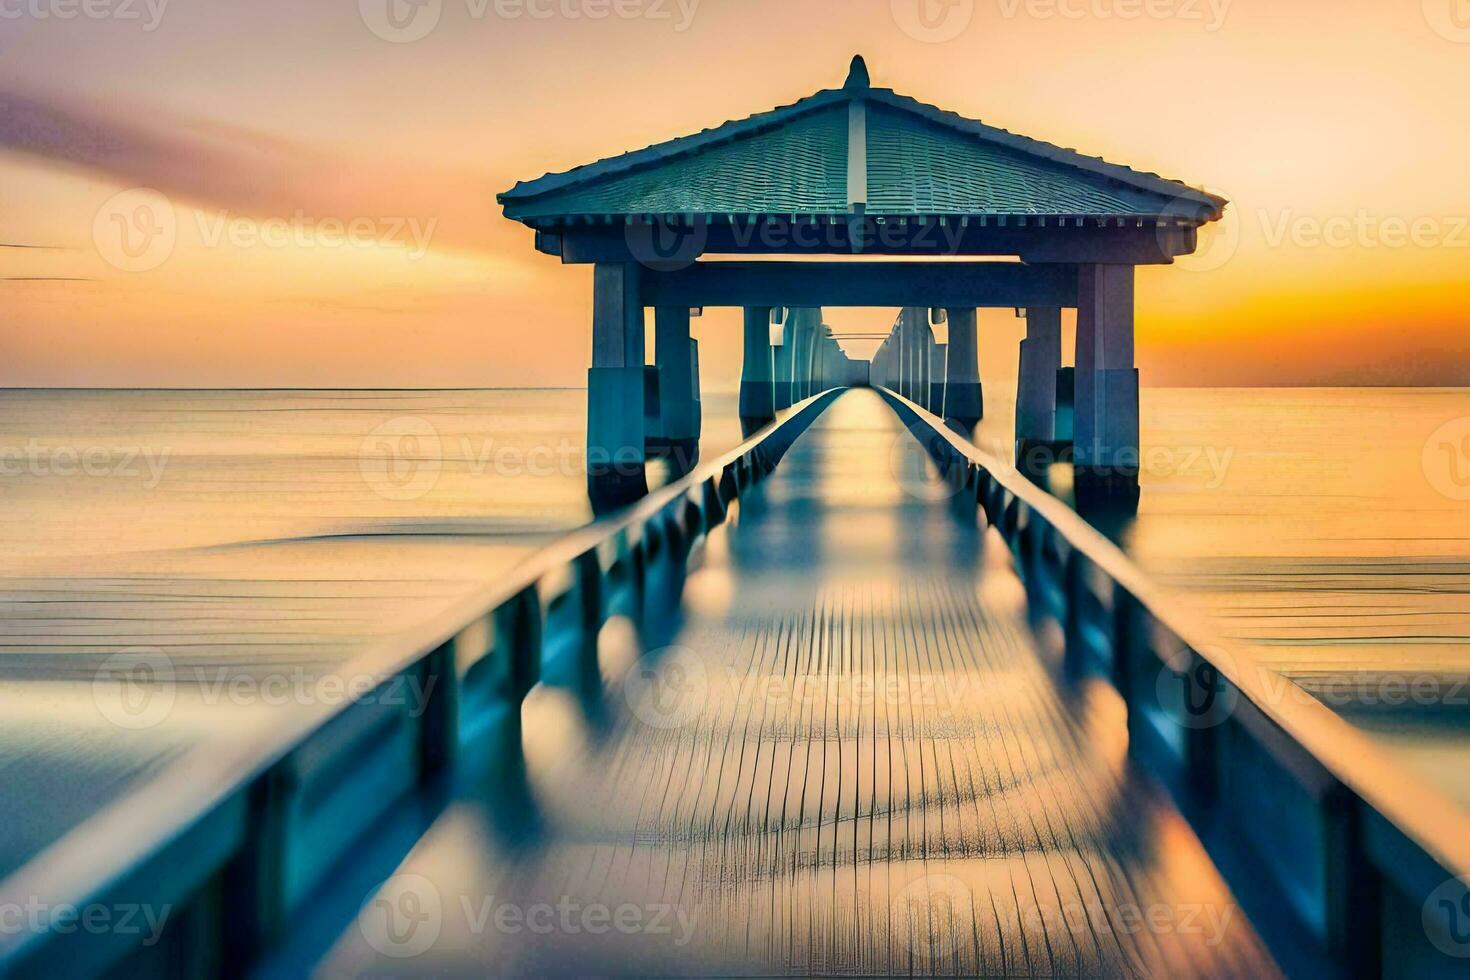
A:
[[844, 55, 870, 91]]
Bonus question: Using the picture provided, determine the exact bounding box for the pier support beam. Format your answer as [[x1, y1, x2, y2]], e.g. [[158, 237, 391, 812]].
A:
[[1074, 265, 1140, 507], [791, 308, 822, 402], [740, 306, 775, 429], [928, 342, 947, 416], [588, 263, 647, 506], [944, 307, 983, 427], [773, 312, 794, 410], [651, 306, 700, 459], [900, 307, 927, 403], [1015, 306, 1062, 477]]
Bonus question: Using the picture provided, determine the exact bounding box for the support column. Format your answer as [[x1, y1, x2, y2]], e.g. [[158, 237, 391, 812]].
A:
[[689, 337, 703, 436], [928, 342, 947, 416], [791, 308, 819, 402], [1074, 265, 1140, 506], [651, 306, 699, 459], [773, 313, 794, 410], [944, 307, 983, 426], [816, 327, 834, 393], [588, 263, 647, 506], [1015, 306, 1062, 477], [916, 310, 933, 406], [740, 306, 775, 429], [901, 308, 924, 403]]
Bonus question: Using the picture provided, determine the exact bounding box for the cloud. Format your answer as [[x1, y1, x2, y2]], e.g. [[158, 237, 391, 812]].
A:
[[0, 87, 516, 256]]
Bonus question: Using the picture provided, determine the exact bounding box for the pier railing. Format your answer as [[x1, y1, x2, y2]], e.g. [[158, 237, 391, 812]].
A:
[[0, 390, 845, 977], [879, 387, 1470, 979]]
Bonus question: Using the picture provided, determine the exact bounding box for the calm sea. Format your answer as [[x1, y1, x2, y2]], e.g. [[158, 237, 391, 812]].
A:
[[0, 386, 1465, 878]]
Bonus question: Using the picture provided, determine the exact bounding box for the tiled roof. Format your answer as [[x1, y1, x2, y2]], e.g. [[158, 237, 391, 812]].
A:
[[499, 57, 1225, 224], [507, 105, 848, 219], [865, 103, 1172, 216]]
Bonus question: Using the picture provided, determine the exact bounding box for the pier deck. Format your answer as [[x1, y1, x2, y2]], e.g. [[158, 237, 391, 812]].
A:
[[310, 390, 1275, 977]]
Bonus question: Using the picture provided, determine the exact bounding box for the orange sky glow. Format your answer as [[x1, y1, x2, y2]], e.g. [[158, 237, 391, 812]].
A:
[[2, 0, 1468, 388]]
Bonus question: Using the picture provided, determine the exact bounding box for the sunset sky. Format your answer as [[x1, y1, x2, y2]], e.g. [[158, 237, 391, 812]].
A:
[[2, 0, 1468, 388]]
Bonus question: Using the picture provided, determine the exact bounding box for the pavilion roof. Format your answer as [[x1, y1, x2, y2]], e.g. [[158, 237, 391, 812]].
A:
[[499, 57, 1226, 226]]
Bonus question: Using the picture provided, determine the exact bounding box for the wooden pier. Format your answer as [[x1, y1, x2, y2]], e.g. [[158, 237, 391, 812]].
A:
[[3, 388, 1469, 977]]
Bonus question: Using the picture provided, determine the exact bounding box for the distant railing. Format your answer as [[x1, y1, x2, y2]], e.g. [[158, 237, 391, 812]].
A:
[[0, 390, 845, 978], [879, 387, 1470, 979]]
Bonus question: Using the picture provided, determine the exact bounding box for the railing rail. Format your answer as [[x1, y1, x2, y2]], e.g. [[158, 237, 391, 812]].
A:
[[0, 390, 844, 977], [879, 387, 1470, 979]]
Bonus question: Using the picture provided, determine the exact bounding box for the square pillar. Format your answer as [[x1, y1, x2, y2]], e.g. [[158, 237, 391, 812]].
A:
[[651, 306, 699, 457], [1074, 265, 1140, 505], [789, 307, 821, 402], [901, 307, 926, 403], [588, 263, 647, 506], [944, 307, 983, 426], [740, 306, 775, 427], [773, 328, 794, 410], [1015, 306, 1062, 474], [928, 342, 947, 416], [689, 337, 703, 435]]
